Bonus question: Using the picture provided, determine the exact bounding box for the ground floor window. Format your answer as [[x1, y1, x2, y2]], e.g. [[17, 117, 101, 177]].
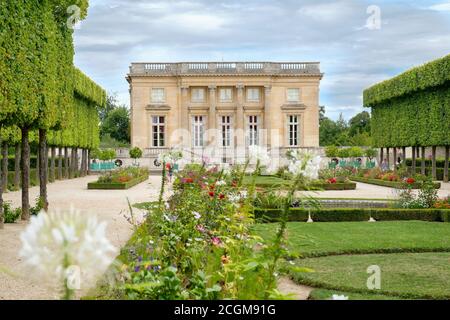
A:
[[152, 116, 165, 147], [288, 115, 300, 147], [248, 115, 259, 146], [221, 115, 232, 147], [192, 115, 205, 147]]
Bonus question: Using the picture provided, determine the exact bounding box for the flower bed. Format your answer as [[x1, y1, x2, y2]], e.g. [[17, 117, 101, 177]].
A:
[[87, 167, 149, 190], [351, 176, 441, 189], [243, 175, 356, 190], [254, 208, 450, 223]]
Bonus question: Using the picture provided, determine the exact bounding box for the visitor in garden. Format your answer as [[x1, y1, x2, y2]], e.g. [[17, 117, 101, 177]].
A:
[[381, 158, 389, 171], [166, 162, 174, 182]]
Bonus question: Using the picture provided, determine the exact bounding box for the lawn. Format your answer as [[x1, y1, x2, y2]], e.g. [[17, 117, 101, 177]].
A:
[[254, 221, 450, 300], [292, 252, 450, 299], [254, 221, 450, 256]]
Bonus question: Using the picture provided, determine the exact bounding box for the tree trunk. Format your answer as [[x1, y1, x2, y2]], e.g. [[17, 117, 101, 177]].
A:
[[431, 146, 437, 180], [39, 129, 49, 211], [393, 148, 397, 172], [82, 149, 87, 176], [444, 146, 449, 183], [0, 137, 4, 229], [35, 147, 40, 185], [69, 148, 75, 179], [87, 149, 91, 175], [14, 143, 21, 190], [402, 146, 406, 164], [64, 147, 69, 179], [379, 147, 384, 166], [50, 146, 56, 183], [386, 147, 390, 169], [74, 147, 79, 177], [421, 147, 426, 175], [58, 147, 63, 180], [21, 127, 30, 220], [412, 146, 416, 174], [2, 142, 8, 191]]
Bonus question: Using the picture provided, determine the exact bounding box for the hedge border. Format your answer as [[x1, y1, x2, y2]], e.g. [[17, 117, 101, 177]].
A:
[[350, 176, 441, 189], [87, 175, 148, 190], [254, 208, 450, 223]]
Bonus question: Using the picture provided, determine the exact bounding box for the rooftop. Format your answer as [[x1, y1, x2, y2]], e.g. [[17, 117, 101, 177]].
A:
[[128, 62, 322, 78]]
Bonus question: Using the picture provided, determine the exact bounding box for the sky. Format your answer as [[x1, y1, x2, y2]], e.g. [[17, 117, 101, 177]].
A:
[[73, 0, 450, 120]]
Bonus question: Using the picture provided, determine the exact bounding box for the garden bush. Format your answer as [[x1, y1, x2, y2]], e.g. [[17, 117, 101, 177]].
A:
[[254, 208, 449, 223], [88, 167, 149, 189]]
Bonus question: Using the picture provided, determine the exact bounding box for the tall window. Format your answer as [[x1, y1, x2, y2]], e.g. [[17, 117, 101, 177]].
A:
[[192, 116, 205, 147], [287, 88, 300, 102], [152, 116, 165, 147], [247, 88, 260, 102], [221, 116, 232, 147], [288, 115, 299, 147], [220, 88, 233, 102], [248, 115, 259, 146], [191, 88, 205, 102], [151, 88, 165, 103]]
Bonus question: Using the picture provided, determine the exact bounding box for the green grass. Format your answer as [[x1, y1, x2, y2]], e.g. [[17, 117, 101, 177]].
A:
[[309, 288, 405, 300], [255, 221, 450, 300], [254, 221, 450, 257], [291, 252, 450, 299]]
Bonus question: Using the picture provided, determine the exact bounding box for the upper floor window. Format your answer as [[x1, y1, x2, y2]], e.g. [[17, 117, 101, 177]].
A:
[[191, 88, 205, 102], [287, 88, 300, 102], [219, 88, 233, 102], [151, 88, 165, 103], [247, 88, 260, 102]]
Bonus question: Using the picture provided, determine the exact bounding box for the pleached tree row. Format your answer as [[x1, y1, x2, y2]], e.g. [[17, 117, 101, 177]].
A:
[[364, 54, 450, 182], [0, 0, 105, 228]]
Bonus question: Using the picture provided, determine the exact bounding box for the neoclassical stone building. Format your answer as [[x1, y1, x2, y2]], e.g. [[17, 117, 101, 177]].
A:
[[127, 62, 323, 163]]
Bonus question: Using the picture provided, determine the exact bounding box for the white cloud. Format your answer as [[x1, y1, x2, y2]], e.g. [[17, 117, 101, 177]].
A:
[[429, 2, 450, 11]]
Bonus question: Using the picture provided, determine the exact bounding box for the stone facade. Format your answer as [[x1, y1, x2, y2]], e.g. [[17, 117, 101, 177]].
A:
[[127, 62, 323, 163]]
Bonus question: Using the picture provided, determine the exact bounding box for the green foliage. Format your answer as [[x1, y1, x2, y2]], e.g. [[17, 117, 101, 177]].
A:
[[348, 146, 364, 158], [2, 202, 21, 223], [337, 148, 350, 158], [365, 147, 377, 160], [364, 54, 450, 107], [100, 107, 130, 144], [129, 147, 143, 160], [365, 55, 450, 148], [98, 149, 116, 161], [324, 146, 339, 158]]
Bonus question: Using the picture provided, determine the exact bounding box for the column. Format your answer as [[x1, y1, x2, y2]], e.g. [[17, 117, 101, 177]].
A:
[[180, 86, 189, 148], [235, 84, 245, 162], [264, 85, 272, 148], [208, 85, 217, 145]]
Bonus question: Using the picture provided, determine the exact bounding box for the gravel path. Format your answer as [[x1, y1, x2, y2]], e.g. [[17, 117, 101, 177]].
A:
[[0, 175, 162, 300]]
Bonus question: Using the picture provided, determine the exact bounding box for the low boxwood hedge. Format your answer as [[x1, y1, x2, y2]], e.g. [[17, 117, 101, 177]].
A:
[[350, 176, 441, 189], [254, 208, 450, 223], [310, 182, 357, 190], [408, 167, 445, 181], [87, 174, 148, 190]]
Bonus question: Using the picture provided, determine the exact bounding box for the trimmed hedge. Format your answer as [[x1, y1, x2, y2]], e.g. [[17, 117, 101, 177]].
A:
[[405, 158, 446, 168], [311, 182, 357, 190], [87, 174, 148, 190], [408, 167, 444, 181], [254, 208, 450, 223], [350, 176, 441, 189]]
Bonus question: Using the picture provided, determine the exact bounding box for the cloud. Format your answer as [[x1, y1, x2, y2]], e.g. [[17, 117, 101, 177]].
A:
[[429, 1, 450, 11], [74, 0, 450, 120]]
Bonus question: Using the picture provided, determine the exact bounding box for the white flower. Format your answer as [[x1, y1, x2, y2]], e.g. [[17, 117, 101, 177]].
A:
[[216, 180, 226, 186], [288, 152, 321, 180], [331, 294, 349, 300], [192, 211, 201, 219], [228, 194, 240, 203], [248, 145, 270, 166], [19, 208, 116, 289]]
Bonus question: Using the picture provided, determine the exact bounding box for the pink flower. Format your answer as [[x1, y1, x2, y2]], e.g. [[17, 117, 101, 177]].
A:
[[211, 237, 222, 246], [196, 225, 206, 233]]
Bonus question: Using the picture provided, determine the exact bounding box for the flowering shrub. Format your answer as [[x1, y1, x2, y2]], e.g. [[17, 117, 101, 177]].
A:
[[396, 176, 439, 209], [434, 197, 450, 209], [96, 167, 148, 184]]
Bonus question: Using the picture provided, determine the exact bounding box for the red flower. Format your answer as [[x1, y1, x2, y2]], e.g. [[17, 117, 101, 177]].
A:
[[208, 191, 215, 197], [327, 177, 337, 184], [211, 237, 222, 246], [406, 177, 415, 184], [182, 178, 194, 184], [219, 194, 225, 200], [209, 185, 215, 190], [231, 181, 238, 188]]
